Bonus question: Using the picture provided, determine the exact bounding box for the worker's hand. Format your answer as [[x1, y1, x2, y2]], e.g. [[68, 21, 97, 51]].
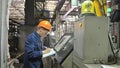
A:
[[42, 48, 51, 54], [43, 46, 48, 50]]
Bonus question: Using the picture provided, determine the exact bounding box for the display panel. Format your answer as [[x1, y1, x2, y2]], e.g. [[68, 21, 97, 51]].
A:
[[54, 35, 71, 52], [54, 33, 73, 64]]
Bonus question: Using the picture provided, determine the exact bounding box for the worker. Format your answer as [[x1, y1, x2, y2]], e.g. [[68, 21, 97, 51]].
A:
[[23, 20, 52, 68]]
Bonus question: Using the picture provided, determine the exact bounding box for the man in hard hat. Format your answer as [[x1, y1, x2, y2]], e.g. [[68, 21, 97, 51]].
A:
[[23, 20, 52, 68]]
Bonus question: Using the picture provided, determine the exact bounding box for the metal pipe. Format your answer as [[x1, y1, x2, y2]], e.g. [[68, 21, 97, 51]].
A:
[[63, 6, 77, 19], [93, 0, 103, 16], [0, 0, 9, 68]]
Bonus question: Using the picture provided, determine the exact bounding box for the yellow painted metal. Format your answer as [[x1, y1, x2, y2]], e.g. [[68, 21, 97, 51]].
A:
[[93, 0, 103, 16], [103, 3, 107, 15], [81, 0, 95, 15], [103, 0, 107, 15], [96, 0, 107, 16]]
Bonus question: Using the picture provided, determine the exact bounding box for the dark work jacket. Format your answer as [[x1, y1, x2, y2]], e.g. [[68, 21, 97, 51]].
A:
[[23, 32, 43, 68]]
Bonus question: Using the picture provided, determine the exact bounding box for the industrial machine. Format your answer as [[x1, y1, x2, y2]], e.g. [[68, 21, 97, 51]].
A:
[[73, 16, 120, 68]]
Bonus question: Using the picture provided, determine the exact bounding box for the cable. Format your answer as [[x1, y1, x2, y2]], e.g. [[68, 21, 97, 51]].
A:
[[108, 33, 117, 64]]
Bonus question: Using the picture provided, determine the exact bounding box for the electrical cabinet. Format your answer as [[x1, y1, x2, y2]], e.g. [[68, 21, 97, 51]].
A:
[[73, 16, 110, 67]]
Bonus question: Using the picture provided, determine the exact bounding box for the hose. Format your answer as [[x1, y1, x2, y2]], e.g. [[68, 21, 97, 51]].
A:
[[108, 33, 117, 64]]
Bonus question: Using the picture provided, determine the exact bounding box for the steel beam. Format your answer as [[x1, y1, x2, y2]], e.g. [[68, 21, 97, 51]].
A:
[[51, 0, 65, 24], [59, 11, 79, 15]]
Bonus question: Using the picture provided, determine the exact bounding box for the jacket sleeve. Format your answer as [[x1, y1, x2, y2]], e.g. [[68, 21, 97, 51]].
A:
[[25, 37, 43, 59]]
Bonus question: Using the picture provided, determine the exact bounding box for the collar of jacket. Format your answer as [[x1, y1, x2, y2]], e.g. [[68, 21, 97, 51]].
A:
[[34, 31, 41, 38]]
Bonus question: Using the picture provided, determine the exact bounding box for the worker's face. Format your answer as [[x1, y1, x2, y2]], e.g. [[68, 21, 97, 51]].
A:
[[38, 27, 49, 38]]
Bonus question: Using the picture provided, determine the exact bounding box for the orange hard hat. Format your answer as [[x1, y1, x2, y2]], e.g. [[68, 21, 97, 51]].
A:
[[38, 20, 52, 31]]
